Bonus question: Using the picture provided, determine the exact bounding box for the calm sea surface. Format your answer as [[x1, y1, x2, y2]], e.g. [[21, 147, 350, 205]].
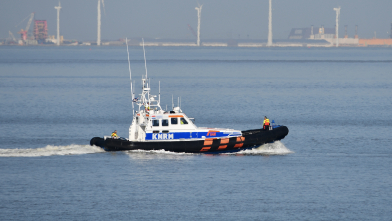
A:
[[0, 46, 391, 220]]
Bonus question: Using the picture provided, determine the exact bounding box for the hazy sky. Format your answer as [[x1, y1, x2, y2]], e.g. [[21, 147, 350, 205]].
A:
[[1, 0, 392, 41]]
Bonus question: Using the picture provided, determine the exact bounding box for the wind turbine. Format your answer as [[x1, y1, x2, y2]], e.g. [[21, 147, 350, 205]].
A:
[[54, 2, 61, 46], [97, 0, 106, 46], [267, 0, 273, 46], [195, 4, 203, 46], [334, 7, 341, 47]]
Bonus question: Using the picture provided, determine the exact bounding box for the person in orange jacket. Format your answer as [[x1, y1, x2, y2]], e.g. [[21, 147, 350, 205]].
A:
[[111, 130, 119, 138], [263, 116, 270, 130]]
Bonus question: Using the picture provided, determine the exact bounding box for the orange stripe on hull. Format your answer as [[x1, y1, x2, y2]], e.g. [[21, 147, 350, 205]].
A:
[[204, 138, 214, 146], [200, 147, 211, 152], [234, 143, 244, 148], [236, 136, 245, 142], [218, 145, 227, 150], [220, 138, 229, 144]]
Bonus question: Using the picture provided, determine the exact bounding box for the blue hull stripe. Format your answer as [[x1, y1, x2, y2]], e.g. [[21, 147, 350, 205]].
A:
[[145, 131, 241, 140]]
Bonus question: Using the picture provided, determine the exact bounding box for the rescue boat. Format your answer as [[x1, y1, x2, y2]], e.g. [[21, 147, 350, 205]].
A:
[[89, 40, 289, 153]]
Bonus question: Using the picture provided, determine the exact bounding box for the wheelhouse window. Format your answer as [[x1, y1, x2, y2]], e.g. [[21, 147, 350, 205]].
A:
[[152, 120, 159, 127], [171, 118, 178, 125], [162, 119, 169, 126], [180, 118, 188, 125]]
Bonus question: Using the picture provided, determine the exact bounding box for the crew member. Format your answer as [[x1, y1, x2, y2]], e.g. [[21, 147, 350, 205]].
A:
[[263, 116, 270, 130], [111, 130, 118, 138]]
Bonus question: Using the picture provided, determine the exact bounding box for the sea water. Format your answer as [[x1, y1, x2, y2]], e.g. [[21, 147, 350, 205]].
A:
[[0, 46, 391, 220]]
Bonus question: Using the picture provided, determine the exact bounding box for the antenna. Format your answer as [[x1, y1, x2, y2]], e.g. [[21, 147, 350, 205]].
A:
[[133, 80, 135, 98], [126, 37, 134, 111], [159, 81, 161, 106], [172, 94, 174, 110], [178, 97, 179, 108], [142, 38, 148, 80], [54, 2, 61, 46], [267, 0, 273, 46]]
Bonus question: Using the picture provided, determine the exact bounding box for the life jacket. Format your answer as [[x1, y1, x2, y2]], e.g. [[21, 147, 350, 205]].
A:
[[111, 132, 118, 137], [263, 119, 270, 126]]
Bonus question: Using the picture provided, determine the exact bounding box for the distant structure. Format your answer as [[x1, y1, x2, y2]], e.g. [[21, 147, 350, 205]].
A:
[[344, 25, 348, 38], [390, 23, 392, 39], [97, 0, 102, 46], [267, 0, 273, 46], [357, 22, 392, 46], [54, 2, 61, 46], [195, 4, 203, 46], [18, 13, 34, 43], [310, 25, 314, 39], [320, 25, 325, 36], [97, 0, 106, 46], [8, 31, 17, 43], [333, 7, 341, 47], [288, 26, 335, 39], [187, 24, 197, 37], [34, 20, 48, 43]]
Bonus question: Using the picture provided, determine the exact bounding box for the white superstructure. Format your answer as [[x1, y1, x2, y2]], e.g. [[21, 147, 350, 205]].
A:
[[127, 41, 241, 142], [128, 75, 241, 142]]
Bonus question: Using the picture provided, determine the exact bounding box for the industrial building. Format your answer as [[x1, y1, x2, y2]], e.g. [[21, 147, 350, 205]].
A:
[[288, 24, 360, 47], [34, 20, 48, 44], [288, 26, 335, 39], [358, 39, 392, 46]]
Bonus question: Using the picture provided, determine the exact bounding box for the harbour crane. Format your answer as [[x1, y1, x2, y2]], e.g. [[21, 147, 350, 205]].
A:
[[18, 13, 35, 42], [8, 31, 17, 42], [187, 24, 197, 37]]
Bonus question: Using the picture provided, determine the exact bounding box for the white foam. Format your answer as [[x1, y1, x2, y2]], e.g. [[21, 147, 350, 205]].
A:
[[125, 149, 194, 160], [126, 149, 192, 155], [224, 141, 293, 155], [0, 144, 105, 157]]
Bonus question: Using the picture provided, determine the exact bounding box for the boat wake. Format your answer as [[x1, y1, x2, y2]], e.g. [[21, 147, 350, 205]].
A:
[[0, 144, 104, 157], [0, 142, 291, 158], [224, 141, 293, 155]]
